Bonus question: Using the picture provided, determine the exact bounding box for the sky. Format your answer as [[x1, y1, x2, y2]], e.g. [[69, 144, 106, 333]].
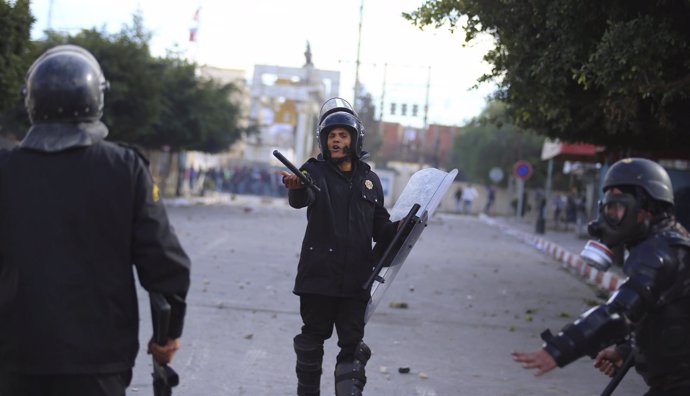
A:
[[29, 0, 497, 127]]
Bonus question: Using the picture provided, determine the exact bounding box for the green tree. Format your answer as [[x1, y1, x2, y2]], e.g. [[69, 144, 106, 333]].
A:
[[404, 1, 690, 156], [151, 57, 242, 152], [0, 0, 34, 139], [356, 91, 382, 160], [27, 13, 243, 152], [452, 101, 549, 188]]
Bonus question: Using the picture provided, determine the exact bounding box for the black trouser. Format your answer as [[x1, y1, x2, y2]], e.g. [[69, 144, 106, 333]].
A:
[[644, 382, 690, 396], [0, 370, 132, 396], [298, 294, 367, 363], [645, 387, 690, 396]]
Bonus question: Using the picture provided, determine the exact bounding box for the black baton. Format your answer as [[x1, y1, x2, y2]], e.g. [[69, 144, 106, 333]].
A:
[[363, 203, 421, 290], [150, 292, 179, 396], [273, 150, 321, 192]]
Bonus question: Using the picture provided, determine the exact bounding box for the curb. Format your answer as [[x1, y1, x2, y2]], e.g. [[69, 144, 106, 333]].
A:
[[163, 194, 288, 208], [479, 214, 622, 292]]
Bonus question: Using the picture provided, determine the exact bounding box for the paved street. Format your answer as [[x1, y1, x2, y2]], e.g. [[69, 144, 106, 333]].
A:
[[128, 200, 645, 395]]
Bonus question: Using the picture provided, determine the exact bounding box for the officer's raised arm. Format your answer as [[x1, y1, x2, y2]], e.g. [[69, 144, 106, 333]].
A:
[[512, 158, 690, 395]]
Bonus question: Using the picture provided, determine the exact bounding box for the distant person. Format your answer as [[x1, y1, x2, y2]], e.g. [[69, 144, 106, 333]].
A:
[[280, 98, 399, 395], [513, 158, 690, 396], [484, 185, 496, 215], [0, 44, 191, 396], [461, 183, 479, 214], [455, 187, 463, 212], [552, 193, 565, 228], [564, 187, 579, 230]]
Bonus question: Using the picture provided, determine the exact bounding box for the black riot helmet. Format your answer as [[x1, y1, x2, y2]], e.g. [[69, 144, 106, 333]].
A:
[[24, 44, 109, 124], [316, 97, 365, 159], [317, 111, 364, 159], [602, 158, 674, 206], [588, 158, 674, 248]]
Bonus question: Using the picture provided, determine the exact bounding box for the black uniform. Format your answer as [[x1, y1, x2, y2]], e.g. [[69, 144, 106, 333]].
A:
[[290, 156, 396, 299], [0, 43, 190, 396], [533, 158, 690, 395], [543, 220, 690, 395], [289, 155, 396, 396], [0, 126, 190, 395]]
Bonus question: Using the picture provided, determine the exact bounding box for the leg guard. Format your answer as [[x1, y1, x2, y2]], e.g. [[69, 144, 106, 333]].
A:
[[294, 335, 324, 396], [334, 341, 371, 396]]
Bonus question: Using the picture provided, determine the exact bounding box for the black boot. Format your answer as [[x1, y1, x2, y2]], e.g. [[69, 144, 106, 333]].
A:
[[334, 341, 371, 396], [294, 335, 324, 396]]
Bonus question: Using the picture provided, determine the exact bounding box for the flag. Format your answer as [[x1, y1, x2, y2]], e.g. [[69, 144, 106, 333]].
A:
[[189, 7, 200, 42]]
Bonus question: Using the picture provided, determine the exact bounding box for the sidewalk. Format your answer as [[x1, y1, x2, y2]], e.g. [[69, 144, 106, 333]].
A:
[[479, 213, 626, 293]]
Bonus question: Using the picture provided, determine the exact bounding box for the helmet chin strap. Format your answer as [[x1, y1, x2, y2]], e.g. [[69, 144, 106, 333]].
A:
[[329, 145, 353, 165]]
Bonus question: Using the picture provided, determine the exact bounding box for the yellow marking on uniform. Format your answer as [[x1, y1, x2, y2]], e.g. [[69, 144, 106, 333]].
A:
[[152, 184, 160, 202]]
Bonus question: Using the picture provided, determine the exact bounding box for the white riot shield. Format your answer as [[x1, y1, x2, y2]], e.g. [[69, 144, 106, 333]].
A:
[[364, 167, 458, 322]]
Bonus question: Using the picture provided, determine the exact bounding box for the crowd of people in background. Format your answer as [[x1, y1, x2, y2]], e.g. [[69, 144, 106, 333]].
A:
[[180, 164, 288, 198], [551, 187, 587, 231], [185, 166, 588, 232], [453, 183, 586, 232]]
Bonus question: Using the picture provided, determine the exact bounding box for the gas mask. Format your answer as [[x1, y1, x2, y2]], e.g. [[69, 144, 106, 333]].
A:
[[580, 190, 649, 271]]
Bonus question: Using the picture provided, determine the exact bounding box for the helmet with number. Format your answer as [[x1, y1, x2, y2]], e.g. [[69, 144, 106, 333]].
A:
[[588, 158, 674, 248], [24, 44, 109, 124], [315, 97, 365, 159]]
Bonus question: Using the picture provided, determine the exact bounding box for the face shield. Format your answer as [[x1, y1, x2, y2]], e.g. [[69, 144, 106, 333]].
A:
[[601, 191, 637, 227], [581, 188, 649, 270], [318, 97, 355, 124]]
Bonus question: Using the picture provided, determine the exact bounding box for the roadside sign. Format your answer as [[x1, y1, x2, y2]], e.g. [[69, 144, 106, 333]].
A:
[[513, 160, 533, 181], [489, 167, 504, 183]]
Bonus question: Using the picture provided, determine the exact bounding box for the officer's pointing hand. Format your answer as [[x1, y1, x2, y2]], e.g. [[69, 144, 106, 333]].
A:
[[279, 171, 305, 190], [148, 337, 180, 365], [511, 348, 557, 376]]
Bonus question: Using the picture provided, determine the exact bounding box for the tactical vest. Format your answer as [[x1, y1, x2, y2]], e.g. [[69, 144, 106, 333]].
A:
[[631, 227, 690, 388]]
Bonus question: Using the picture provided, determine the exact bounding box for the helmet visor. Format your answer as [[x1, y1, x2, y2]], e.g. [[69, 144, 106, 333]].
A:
[[319, 97, 354, 122], [601, 191, 636, 226]]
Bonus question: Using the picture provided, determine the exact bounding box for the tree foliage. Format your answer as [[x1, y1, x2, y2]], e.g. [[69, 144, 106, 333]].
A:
[[404, 1, 690, 157], [356, 91, 382, 160], [0, 0, 33, 138], [150, 57, 242, 152], [452, 101, 559, 189], [0, 11, 243, 153]]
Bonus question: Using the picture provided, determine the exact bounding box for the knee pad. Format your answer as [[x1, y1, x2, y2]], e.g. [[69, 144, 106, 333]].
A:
[[294, 335, 324, 355], [334, 341, 371, 396], [294, 335, 324, 371], [294, 334, 324, 396], [353, 341, 371, 364]]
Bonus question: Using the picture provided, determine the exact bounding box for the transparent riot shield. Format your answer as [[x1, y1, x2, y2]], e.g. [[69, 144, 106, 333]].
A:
[[364, 167, 458, 322]]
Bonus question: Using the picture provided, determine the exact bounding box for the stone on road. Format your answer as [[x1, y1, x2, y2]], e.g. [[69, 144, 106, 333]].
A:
[[129, 203, 645, 395]]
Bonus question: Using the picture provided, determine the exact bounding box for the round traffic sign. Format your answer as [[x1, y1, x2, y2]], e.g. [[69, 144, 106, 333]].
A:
[[489, 167, 504, 183], [513, 160, 533, 181]]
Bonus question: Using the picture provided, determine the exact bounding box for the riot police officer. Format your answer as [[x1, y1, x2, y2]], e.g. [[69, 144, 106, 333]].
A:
[[513, 158, 690, 395], [0, 44, 191, 395], [281, 98, 398, 395]]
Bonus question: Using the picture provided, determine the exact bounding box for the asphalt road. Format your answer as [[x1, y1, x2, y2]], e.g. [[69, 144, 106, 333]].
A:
[[128, 201, 646, 396]]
